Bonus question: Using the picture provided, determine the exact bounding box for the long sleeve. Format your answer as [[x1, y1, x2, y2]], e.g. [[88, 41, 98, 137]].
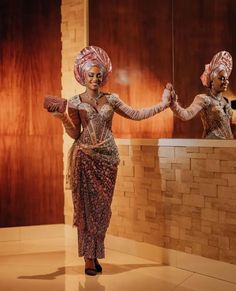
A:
[[170, 94, 211, 121], [107, 88, 170, 121], [53, 112, 81, 139]]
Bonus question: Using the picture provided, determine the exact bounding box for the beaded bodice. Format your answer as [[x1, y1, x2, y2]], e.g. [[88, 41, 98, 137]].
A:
[[67, 92, 168, 145], [70, 95, 114, 145], [171, 94, 234, 139]]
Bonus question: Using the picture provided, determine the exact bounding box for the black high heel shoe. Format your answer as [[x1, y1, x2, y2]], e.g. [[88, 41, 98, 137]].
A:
[[94, 258, 102, 273], [85, 268, 97, 276], [84, 258, 97, 276]]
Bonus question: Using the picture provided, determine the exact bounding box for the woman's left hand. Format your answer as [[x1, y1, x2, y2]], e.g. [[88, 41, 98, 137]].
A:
[[161, 83, 173, 106], [166, 83, 178, 103]]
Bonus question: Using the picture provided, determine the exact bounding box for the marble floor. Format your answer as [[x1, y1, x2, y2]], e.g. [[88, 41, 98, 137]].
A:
[[0, 237, 236, 291]]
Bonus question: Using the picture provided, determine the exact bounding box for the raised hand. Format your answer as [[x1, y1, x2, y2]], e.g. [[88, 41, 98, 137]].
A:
[[165, 83, 173, 91], [165, 83, 178, 103], [170, 88, 178, 103], [161, 83, 173, 106]]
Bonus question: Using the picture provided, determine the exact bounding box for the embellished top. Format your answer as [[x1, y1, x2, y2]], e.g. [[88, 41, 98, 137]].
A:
[[62, 92, 168, 146], [171, 94, 234, 139]]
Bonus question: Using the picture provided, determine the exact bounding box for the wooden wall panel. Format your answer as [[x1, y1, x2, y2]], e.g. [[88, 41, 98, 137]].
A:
[[0, 0, 63, 226], [89, 0, 173, 138], [89, 0, 236, 138]]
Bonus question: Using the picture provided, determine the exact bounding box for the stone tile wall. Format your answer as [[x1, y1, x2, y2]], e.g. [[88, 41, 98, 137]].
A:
[[108, 141, 236, 265]]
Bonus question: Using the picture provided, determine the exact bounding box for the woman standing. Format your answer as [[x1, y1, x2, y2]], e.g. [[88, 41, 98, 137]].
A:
[[48, 46, 172, 275], [170, 51, 234, 139]]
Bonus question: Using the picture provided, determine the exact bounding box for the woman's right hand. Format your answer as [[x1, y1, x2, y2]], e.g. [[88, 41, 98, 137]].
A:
[[47, 104, 60, 112], [47, 105, 65, 119]]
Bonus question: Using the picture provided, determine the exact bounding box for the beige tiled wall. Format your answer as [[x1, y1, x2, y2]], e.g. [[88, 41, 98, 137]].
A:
[[61, 0, 88, 98], [61, 0, 87, 225], [107, 140, 236, 265], [108, 142, 165, 246]]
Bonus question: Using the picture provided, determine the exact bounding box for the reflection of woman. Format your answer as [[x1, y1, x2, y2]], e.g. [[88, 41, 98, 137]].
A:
[[170, 51, 234, 139], [49, 46, 172, 275]]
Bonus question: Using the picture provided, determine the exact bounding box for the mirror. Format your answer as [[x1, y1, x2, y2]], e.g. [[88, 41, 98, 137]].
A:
[[231, 100, 236, 110]]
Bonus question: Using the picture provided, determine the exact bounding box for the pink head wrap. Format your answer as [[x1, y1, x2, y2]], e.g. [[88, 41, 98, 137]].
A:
[[74, 46, 112, 86], [200, 51, 233, 87]]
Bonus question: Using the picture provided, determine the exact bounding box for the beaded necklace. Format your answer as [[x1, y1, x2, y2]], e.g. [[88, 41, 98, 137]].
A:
[[85, 91, 103, 106]]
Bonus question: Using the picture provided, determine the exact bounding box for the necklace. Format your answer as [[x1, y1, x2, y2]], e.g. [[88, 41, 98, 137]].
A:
[[85, 92, 103, 106], [209, 91, 223, 105]]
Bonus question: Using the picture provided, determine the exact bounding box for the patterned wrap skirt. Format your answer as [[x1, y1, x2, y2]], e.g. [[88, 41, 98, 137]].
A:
[[67, 137, 119, 258]]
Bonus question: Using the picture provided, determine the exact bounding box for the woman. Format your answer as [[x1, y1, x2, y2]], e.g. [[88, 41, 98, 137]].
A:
[[170, 50, 234, 139], [48, 46, 172, 275]]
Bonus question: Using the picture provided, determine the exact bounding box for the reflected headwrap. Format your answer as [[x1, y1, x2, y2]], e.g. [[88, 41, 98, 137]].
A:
[[74, 46, 112, 86], [200, 51, 233, 87]]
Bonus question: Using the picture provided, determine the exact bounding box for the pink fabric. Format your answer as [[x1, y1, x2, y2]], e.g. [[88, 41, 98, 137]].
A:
[[200, 51, 233, 87], [74, 46, 112, 86]]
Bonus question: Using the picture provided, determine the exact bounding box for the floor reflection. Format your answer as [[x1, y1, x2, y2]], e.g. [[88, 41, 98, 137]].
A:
[[0, 238, 236, 291], [79, 276, 105, 291]]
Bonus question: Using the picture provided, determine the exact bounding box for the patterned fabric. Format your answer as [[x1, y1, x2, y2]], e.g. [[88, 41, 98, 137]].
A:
[[74, 46, 112, 86], [171, 94, 234, 139], [61, 92, 169, 259], [73, 149, 118, 258], [200, 51, 233, 87]]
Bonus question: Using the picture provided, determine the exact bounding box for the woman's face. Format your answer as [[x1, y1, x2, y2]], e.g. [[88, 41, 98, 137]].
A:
[[211, 70, 229, 93], [84, 65, 103, 90]]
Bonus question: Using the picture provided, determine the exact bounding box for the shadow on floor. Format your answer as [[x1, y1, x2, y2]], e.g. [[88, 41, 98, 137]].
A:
[[18, 263, 163, 280]]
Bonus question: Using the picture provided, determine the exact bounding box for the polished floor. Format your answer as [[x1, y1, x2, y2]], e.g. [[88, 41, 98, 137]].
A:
[[0, 237, 236, 291]]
